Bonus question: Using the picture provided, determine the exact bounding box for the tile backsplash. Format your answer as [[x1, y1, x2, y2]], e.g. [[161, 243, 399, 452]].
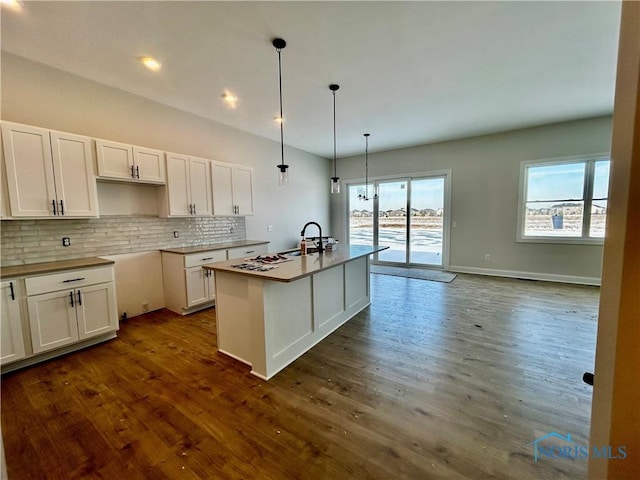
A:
[[0, 215, 245, 266]]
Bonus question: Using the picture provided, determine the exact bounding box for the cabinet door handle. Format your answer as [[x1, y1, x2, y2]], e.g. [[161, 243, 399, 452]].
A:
[[130, 164, 135, 178], [59, 200, 64, 216], [52, 199, 57, 215], [69, 291, 75, 307], [9, 281, 15, 301], [62, 277, 86, 283], [77, 290, 82, 306], [136, 165, 140, 179], [193, 204, 196, 215]]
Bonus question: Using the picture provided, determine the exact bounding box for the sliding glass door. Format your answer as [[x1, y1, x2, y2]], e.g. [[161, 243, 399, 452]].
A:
[[377, 179, 409, 263], [348, 174, 447, 268]]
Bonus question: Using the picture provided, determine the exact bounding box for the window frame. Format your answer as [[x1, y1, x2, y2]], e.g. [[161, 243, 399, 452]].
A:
[[516, 153, 610, 245]]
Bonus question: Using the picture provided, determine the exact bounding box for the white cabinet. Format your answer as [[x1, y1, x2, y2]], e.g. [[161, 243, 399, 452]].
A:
[[1, 134, 11, 219], [95, 139, 165, 184], [160, 153, 213, 217], [25, 266, 118, 355], [212, 162, 254, 216], [1, 280, 26, 366], [1, 122, 99, 218], [162, 249, 227, 314]]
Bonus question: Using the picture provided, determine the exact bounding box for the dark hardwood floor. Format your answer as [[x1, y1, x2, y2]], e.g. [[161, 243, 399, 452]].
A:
[[1, 273, 599, 479]]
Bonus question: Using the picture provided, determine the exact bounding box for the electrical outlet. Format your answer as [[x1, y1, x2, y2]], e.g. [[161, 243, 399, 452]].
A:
[[267, 225, 273, 232], [485, 254, 491, 261], [62, 237, 71, 247], [173, 231, 179, 238], [230, 227, 235, 234], [142, 302, 149, 313]]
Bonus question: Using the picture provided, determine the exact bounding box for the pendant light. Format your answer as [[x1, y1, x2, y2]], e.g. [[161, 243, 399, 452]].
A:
[[358, 133, 371, 201], [273, 38, 288, 187], [329, 84, 340, 194]]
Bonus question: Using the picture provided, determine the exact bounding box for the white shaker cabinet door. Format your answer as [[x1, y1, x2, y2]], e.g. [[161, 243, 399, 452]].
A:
[[133, 146, 165, 184], [185, 267, 209, 307], [188, 157, 213, 216], [212, 162, 234, 216], [95, 139, 135, 181], [1, 281, 26, 365], [76, 283, 119, 340], [1, 122, 57, 217], [27, 290, 80, 354], [166, 153, 191, 216], [233, 165, 254, 215], [50, 131, 99, 217]]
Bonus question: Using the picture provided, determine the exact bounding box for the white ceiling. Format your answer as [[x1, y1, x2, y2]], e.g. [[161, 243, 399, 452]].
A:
[[1, 1, 622, 158]]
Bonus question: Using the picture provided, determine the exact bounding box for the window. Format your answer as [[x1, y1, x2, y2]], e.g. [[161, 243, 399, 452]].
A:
[[517, 155, 610, 243]]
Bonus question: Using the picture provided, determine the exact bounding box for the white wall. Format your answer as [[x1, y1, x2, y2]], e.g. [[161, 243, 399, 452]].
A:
[[332, 116, 612, 282], [1, 53, 331, 253]]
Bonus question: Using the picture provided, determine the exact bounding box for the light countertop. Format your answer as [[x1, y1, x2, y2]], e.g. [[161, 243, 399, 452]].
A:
[[160, 240, 269, 255], [0, 257, 115, 279], [203, 245, 387, 283]]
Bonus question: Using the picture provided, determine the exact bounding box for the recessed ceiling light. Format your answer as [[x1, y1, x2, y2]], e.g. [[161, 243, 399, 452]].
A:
[[1, 0, 22, 10], [139, 56, 162, 72], [221, 92, 239, 109], [273, 116, 284, 124]]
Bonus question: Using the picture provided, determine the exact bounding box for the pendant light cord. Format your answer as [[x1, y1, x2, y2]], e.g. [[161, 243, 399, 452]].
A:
[[277, 48, 285, 168], [332, 90, 337, 177]]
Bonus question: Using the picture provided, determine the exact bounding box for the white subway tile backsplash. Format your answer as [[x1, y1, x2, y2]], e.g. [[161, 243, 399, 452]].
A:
[[1, 215, 246, 266]]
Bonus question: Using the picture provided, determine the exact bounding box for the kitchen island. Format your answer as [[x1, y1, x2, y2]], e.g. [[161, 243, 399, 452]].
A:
[[203, 245, 387, 380]]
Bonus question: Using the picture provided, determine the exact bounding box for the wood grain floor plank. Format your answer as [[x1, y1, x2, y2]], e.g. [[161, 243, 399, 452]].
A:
[[1, 273, 598, 479]]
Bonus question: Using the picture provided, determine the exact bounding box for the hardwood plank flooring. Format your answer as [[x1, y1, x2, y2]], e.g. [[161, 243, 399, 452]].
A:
[[1, 273, 599, 479]]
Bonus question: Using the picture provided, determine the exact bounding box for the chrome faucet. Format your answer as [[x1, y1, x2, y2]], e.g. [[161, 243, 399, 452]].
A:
[[300, 221, 324, 254]]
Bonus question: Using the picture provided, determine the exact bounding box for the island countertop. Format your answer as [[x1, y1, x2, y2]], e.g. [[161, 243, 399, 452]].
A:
[[203, 245, 387, 283]]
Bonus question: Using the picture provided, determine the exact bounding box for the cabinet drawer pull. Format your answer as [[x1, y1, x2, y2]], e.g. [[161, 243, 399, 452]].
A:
[[62, 277, 86, 283], [52, 199, 57, 215], [77, 290, 82, 305], [245, 250, 255, 254], [9, 281, 15, 301], [69, 291, 75, 307], [201, 257, 214, 261]]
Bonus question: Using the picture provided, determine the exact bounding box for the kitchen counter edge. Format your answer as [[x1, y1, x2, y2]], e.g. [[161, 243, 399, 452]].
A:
[[1, 257, 115, 279], [160, 240, 269, 255]]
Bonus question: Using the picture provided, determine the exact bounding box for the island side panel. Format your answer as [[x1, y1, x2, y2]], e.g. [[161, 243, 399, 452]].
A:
[[261, 276, 314, 378], [214, 271, 259, 367], [345, 256, 369, 311], [313, 264, 346, 328]]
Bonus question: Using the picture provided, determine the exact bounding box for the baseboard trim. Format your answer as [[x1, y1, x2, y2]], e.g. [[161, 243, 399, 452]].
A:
[[447, 266, 601, 286]]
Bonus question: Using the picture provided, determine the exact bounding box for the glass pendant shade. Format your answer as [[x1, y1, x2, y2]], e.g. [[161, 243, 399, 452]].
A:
[[330, 177, 340, 194], [278, 165, 289, 187]]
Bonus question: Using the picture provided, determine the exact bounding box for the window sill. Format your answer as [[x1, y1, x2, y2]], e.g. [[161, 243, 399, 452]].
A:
[[516, 236, 605, 246]]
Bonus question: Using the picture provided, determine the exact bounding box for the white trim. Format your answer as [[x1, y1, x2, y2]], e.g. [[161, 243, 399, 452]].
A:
[[448, 265, 601, 286]]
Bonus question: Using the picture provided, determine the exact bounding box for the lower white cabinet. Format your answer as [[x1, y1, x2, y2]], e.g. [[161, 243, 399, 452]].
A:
[[185, 266, 215, 308], [25, 266, 118, 355], [1, 280, 26, 365], [162, 249, 227, 315]]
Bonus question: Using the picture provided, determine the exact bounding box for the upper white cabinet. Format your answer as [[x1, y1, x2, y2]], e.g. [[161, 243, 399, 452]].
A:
[[160, 153, 213, 217], [1, 122, 99, 218], [1, 280, 26, 366], [212, 161, 254, 216], [95, 139, 165, 184]]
